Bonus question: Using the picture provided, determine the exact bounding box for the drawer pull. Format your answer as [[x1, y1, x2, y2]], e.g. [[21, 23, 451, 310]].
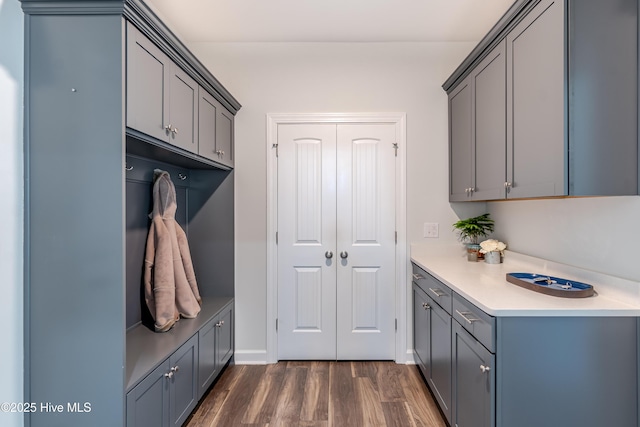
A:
[[429, 288, 447, 298], [456, 309, 480, 324], [412, 273, 424, 281], [480, 364, 491, 373]]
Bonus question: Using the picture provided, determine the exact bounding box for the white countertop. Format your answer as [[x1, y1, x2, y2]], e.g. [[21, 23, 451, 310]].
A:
[[411, 244, 640, 317]]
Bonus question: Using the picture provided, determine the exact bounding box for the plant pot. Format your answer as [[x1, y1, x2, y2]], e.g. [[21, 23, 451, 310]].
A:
[[484, 251, 502, 264], [466, 244, 481, 262]]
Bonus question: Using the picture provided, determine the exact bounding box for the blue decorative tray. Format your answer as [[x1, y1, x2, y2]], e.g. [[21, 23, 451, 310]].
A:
[[506, 273, 595, 298]]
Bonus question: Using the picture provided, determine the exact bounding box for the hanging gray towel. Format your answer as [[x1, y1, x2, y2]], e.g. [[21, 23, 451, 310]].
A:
[[144, 169, 201, 332]]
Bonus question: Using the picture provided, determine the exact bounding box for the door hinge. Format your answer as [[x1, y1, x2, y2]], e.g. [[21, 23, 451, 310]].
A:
[[272, 143, 279, 157], [276, 231, 278, 244], [395, 318, 398, 331], [276, 318, 278, 331], [392, 142, 398, 157], [395, 231, 397, 244]]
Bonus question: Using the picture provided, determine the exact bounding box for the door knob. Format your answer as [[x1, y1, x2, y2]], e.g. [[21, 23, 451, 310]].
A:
[[340, 251, 348, 259], [325, 251, 333, 259]]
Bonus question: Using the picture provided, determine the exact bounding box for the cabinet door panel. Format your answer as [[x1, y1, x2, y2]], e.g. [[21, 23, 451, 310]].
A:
[[472, 40, 507, 201], [197, 317, 217, 399], [449, 78, 473, 201], [216, 304, 234, 368], [198, 88, 218, 161], [216, 107, 234, 167], [429, 297, 452, 424], [126, 23, 170, 142], [126, 360, 170, 427], [169, 334, 198, 427], [452, 321, 495, 427], [412, 284, 431, 379], [506, 0, 565, 198], [169, 65, 198, 154]]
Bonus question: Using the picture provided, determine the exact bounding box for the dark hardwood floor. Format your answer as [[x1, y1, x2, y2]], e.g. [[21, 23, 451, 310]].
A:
[[185, 361, 447, 427]]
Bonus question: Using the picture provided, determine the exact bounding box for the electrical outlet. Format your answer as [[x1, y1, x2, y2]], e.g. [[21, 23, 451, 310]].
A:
[[424, 222, 439, 238]]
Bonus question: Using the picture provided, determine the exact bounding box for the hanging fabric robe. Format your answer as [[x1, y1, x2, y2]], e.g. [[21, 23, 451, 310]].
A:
[[144, 169, 202, 332]]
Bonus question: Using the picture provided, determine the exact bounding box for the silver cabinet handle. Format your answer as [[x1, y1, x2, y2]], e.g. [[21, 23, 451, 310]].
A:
[[429, 288, 447, 298], [165, 124, 172, 132], [422, 302, 431, 310], [215, 320, 225, 327], [164, 371, 174, 379], [340, 251, 348, 259], [325, 251, 333, 259], [480, 364, 491, 373], [171, 365, 179, 373], [455, 309, 480, 324], [172, 127, 178, 134], [412, 273, 424, 281]]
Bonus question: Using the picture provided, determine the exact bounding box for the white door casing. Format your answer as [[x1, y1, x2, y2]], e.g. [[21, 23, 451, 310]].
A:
[[265, 113, 407, 365], [276, 121, 399, 360]]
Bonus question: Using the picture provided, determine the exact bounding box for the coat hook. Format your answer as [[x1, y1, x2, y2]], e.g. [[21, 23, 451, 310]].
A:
[[178, 173, 187, 180], [125, 164, 134, 171]]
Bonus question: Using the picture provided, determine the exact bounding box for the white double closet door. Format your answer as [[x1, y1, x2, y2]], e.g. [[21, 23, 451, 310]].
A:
[[277, 123, 396, 360]]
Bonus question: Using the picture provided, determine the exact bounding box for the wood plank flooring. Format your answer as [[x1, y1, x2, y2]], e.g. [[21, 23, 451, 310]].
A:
[[185, 361, 447, 427]]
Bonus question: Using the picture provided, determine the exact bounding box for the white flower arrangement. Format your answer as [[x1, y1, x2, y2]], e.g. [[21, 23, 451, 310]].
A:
[[479, 239, 506, 255]]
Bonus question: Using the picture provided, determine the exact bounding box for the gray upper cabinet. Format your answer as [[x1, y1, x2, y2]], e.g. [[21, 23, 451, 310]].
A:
[[127, 22, 171, 143], [168, 64, 199, 154], [198, 88, 234, 167], [449, 78, 473, 201], [473, 40, 506, 201], [444, 0, 639, 200], [506, 0, 565, 198], [216, 107, 234, 168], [449, 41, 507, 201], [127, 22, 198, 154]]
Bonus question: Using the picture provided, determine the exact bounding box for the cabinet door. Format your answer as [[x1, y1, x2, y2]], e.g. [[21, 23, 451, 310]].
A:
[[126, 360, 170, 427], [452, 321, 495, 427], [413, 284, 431, 379], [168, 64, 199, 154], [471, 40, 507, 201], [197, 316, 218, 399], [215, 304, 234, 369], [506, 0, 565, 198], [449, 77, 473, 201], [216, 107, 234, 167], [198, 87, 219, 162], [169, 334, 199, 427], [126, 22, 170, 142], [429, 296, 452, 424]]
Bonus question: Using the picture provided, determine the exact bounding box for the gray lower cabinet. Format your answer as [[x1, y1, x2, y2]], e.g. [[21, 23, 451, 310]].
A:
[[452, 321, 495, 427], [127, 334, 198, 427], [412, 266, 453, 424], [198, 302, 234, 398], [412, 262, 639, 427]]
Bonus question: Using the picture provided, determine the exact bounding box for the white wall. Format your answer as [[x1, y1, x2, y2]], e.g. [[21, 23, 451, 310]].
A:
[[0, 0, 23, 425], [489, 197, 640, 282], [189, 41, 483, 359]]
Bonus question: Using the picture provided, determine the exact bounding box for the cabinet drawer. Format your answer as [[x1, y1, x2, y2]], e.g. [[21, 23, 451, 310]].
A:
[[412, 264, 453, 314], [453, 293, 495, 352]]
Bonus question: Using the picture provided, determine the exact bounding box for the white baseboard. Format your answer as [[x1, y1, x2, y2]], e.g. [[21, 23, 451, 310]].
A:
[[405, 349, 417, 364], [233, 350, 268, 365]]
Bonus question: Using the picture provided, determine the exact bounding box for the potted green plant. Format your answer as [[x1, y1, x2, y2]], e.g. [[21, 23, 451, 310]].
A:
[[452, 213, 495, 261]]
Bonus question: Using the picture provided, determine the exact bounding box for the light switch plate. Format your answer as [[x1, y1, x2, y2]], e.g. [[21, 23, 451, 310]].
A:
[[424, 222, 439, 238]]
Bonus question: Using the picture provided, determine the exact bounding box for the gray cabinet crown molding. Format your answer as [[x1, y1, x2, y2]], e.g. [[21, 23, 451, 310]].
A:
[[20, 0, 242, 115], [442, 0, 539, 93]]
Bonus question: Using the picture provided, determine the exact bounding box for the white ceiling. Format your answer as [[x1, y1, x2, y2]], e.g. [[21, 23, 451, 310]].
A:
[[145, 0, 516, 43]]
